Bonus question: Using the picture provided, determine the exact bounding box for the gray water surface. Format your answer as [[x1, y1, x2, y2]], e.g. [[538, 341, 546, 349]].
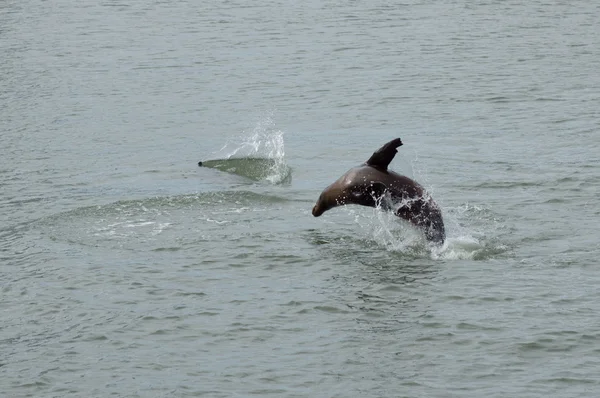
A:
[[2, 1, 600, 397]]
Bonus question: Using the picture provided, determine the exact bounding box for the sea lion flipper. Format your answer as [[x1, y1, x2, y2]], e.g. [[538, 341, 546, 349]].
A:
[[365, 138, 403, 171]]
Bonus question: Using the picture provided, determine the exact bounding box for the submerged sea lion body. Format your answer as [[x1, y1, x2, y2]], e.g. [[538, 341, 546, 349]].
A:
[[312, 138, 445, 244]]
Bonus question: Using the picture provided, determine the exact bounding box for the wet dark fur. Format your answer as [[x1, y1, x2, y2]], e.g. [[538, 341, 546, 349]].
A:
[[312, 138, 445, 244]]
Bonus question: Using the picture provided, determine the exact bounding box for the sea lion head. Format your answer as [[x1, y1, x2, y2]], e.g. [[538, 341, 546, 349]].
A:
[[312, 181, 352, 217], [312, 173, 377, 217]]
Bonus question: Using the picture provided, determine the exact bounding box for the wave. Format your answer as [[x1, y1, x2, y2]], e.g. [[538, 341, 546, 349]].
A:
[[198, 116, 292, 184], [199, 157, 292, 184]]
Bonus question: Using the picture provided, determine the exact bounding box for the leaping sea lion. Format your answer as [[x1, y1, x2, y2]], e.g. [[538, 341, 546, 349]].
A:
[[312, 138, 445, 244]]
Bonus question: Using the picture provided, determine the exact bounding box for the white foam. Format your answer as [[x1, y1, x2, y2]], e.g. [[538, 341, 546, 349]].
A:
[[430, 235, 484, 260]]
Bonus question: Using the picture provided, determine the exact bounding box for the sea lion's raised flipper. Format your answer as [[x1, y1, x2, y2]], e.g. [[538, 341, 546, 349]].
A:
[[365, 138, 403, 171]]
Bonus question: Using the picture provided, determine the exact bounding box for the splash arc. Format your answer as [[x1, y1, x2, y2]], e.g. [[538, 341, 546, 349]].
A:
[[312, 138, 445, 244]]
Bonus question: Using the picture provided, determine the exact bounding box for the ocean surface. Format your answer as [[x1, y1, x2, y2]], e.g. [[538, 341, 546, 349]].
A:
[[2, 1, 600, 397]]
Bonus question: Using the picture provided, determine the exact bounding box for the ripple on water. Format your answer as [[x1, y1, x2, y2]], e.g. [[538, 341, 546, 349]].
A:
[[28, 190, 292, 253]]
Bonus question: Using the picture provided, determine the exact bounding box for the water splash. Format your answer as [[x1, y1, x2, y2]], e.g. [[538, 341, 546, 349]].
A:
[[345, 199, 509, 261], [201, 115, 291, 184], [354, 206, 429, 255], [358, 151, 510, 260]]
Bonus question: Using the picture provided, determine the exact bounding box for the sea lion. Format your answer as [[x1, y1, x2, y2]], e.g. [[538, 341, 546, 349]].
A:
[[312, 138, 445, 244]]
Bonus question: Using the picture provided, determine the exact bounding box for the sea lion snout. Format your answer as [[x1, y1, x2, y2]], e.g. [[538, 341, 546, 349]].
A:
[[312, 205, 323, 217]]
